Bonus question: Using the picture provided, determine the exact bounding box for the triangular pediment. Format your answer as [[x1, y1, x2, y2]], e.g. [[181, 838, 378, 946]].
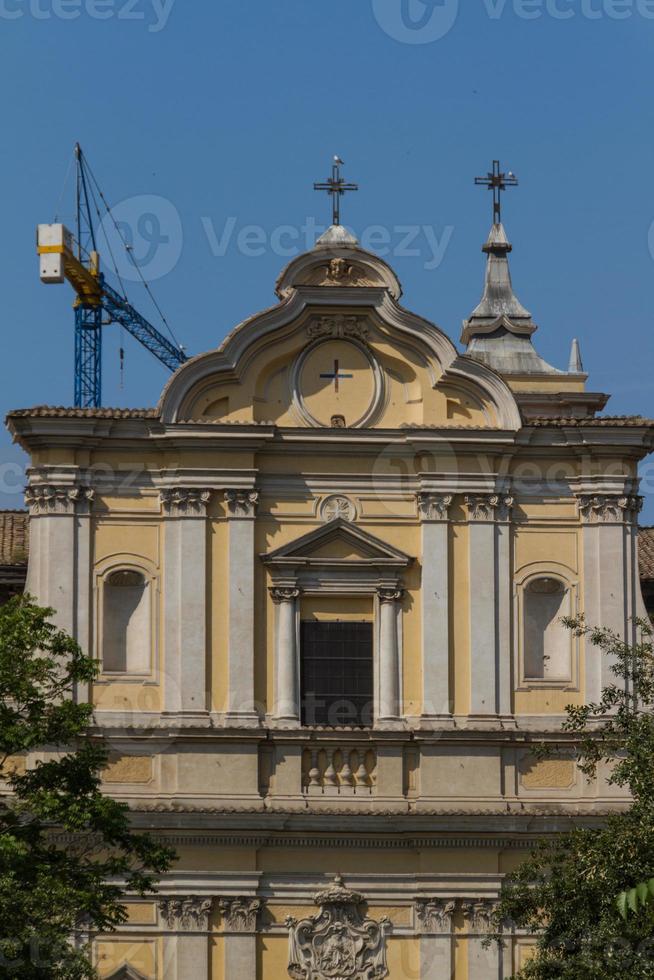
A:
[[262, 519, 412, 568], [103, 967, 150, 980]]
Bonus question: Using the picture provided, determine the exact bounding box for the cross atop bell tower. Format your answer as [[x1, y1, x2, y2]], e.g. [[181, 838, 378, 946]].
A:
[[314, 156, 358, 227], [474, 160, 518, 225]]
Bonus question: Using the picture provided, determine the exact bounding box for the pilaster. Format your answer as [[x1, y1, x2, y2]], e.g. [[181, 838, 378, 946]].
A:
[[219, 897, 261, 979], [224, 490, 260, 725], [415, 898, 455, 979], [462, 900, 501, 980], [577, 493, 643, 698], [161, 489, 211, 717], [25, 481, 94, 702], [464, 494, 514, 721], [159, 896, 212, 980], [416, 493, 452, 722]]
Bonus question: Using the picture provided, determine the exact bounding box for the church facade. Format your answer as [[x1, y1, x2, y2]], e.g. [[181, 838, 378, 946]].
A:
[[7, 208, 654, 978]]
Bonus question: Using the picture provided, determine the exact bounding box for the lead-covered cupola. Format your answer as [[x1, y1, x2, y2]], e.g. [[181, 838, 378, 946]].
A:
[[461, 221, 561, 376]]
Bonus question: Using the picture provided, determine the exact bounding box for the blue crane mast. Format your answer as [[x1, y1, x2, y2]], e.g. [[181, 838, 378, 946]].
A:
[[37, 144, 188, 408]]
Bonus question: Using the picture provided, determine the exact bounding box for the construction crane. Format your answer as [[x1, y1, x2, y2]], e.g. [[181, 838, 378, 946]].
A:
[[37, 144, 188, 408]]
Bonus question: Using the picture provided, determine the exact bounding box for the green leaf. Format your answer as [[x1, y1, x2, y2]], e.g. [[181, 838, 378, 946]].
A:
[[636, 881, 649, 907], [617, 891, 629, 920]]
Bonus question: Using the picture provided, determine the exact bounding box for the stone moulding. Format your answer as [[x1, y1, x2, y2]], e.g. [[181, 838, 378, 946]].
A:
[[286, 875, 391, 979]]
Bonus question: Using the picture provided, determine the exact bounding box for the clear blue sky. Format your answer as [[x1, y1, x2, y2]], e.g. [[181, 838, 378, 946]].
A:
[[1, 0, 653, 516]]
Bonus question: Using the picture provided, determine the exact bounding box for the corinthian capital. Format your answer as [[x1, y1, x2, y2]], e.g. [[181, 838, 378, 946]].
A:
[[159, 896, 213, 931], [415, 898, 456, 934], [464, 494, 513, 523], [578, 493, 643, 525], [160, 488, 211, 517], [25, 485, 94, 516], [462, 899, 498, 934], [417, 493, 453, 522], [218, 897, 262, 933], [224, 489, 259, 517]]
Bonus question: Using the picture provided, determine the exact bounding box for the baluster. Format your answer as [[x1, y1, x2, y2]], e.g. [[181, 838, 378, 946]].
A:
[[354, 751, 369, 792], [341, 749, 354, 790], [323, 749, 338, 795], [308, 750, 321, 793]]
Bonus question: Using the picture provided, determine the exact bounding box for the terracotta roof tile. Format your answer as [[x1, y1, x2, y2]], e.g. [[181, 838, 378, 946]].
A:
[[527, 416, 654, 428], [640, 528, 654, 581], [0, 511, 29, 566], [7, 406, 156, 420]]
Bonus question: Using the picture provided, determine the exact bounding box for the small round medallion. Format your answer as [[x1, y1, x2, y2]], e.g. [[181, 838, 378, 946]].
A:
[[320, 495, 357, 523]]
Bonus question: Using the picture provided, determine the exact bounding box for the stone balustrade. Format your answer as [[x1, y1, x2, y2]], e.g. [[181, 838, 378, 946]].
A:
[[301, 745, 377, 796]]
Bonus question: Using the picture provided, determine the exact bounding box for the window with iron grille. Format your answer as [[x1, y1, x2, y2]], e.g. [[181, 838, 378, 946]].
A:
[[300, 620, 373, 727]]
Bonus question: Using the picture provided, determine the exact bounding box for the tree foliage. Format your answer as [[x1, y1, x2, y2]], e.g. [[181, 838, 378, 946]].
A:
[[0, 596, 174, 979], [496, 617, 654, 978]]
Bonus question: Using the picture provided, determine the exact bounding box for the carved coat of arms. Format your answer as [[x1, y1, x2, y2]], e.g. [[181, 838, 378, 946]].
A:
[[286, 876, 390, 980]]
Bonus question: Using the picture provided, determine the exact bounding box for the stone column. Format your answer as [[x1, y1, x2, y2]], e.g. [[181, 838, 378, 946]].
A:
[[578, 494, 643, 699], [271, 587, 301, 724], [417, 494, 452, 721], [159, 896, 213, 980], [377, 588, 403, 723], [415, 899, 455, 978], [463, 900, 501, 980], [161, 489, 211, 718], [219, 897, 261, 979], [25, 483, 95, 701], [224, 490, 260, 725], [464, 495, 513, 721]]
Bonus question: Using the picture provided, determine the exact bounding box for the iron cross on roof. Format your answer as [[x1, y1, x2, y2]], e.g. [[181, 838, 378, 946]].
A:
[[474, 160, 518, 225], [314, 156, 358, 226]]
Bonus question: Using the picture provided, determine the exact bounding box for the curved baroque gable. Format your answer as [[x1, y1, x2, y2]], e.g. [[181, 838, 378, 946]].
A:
[[157, 244, 521, 431]]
